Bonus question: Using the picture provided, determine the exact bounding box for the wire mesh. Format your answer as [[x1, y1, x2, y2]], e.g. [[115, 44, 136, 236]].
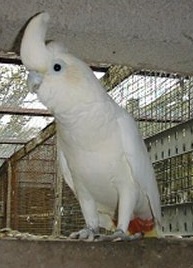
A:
[[0, 68, 193, 236], [9, 136, 57, 235], [61, 182, 85, 236], [0, 64, 54, 166], [145, 113, 193, 236], [154, 153, 193, 206], [108, 71, 193, 138]]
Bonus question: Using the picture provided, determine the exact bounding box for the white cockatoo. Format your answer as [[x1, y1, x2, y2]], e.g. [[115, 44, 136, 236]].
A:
[[20, 12, 161, 241]]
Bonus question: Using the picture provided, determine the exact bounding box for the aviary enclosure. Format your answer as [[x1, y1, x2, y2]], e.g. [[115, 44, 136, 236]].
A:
[[0, 64, 193, 237]]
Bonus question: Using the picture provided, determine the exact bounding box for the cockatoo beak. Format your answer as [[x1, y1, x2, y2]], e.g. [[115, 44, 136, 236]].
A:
[[27, 71, 43, 93], [20, 12, 51, 72]]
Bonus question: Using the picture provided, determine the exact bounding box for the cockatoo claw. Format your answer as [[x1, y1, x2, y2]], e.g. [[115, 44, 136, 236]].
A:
[[95, 229, 143, 242], [68, 227, 98, 241]]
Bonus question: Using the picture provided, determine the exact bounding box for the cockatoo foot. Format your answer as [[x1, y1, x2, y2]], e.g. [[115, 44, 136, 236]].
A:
[[95, 229, 143, 242], [69, 227, 99, 241]]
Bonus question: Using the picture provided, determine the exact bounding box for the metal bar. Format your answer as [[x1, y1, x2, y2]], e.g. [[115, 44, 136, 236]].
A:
[[136, 70, 190, 79], [0, 106, 183, 123], [145, 117, 193, 144], [0, 106, 52, 117], [0, 57, 22, 65], [89, 65, 109, 73], [0, 139, 27, 145], [135, 117, 182, 123]]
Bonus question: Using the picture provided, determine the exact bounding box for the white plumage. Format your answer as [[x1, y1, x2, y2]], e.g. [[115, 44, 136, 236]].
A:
[[20, 12, 161, 240]]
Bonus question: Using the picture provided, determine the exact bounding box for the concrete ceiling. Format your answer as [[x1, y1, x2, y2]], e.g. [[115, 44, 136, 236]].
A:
[[1, 0, 193, 75]]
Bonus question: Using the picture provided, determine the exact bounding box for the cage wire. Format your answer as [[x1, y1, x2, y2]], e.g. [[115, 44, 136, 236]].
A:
[[154, 152, 193, 205], [108, 70, 193, 138], [0, 63, 53, 167], [10, 135, 57, 235], [0, 66, 193, 237]]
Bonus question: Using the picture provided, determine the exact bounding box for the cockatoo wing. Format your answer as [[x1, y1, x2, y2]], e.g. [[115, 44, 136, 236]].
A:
[[57, 135, 76, 195], [116, 106, 161, 226]]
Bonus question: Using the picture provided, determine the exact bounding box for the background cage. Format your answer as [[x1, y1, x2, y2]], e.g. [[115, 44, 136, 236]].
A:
[[0, 122, 85, 236], [0, 67, 193, 237]]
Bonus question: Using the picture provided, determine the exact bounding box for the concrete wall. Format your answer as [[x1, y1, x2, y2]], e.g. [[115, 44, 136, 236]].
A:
[[0, 238, 193, 268], [1, 0, 193, 74]]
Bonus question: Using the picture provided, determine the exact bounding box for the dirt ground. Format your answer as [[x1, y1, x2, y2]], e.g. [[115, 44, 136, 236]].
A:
[[0, 237, 193, 268]]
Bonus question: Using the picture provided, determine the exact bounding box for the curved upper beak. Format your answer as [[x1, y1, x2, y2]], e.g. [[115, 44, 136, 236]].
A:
[[27, 71, 43, 93]]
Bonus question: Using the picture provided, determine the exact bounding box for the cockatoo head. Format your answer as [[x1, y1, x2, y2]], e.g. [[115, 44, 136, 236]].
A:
[[20, 12, 104, 114]]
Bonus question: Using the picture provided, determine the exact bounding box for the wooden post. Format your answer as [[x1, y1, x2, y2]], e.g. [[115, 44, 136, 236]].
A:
[[6, 161, 12, 228], [52, 157, 63, 237]]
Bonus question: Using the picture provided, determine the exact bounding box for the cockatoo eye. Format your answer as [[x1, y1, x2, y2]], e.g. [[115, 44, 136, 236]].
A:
[[51, 59, 66, 73], [54, 63, 62, 72]]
